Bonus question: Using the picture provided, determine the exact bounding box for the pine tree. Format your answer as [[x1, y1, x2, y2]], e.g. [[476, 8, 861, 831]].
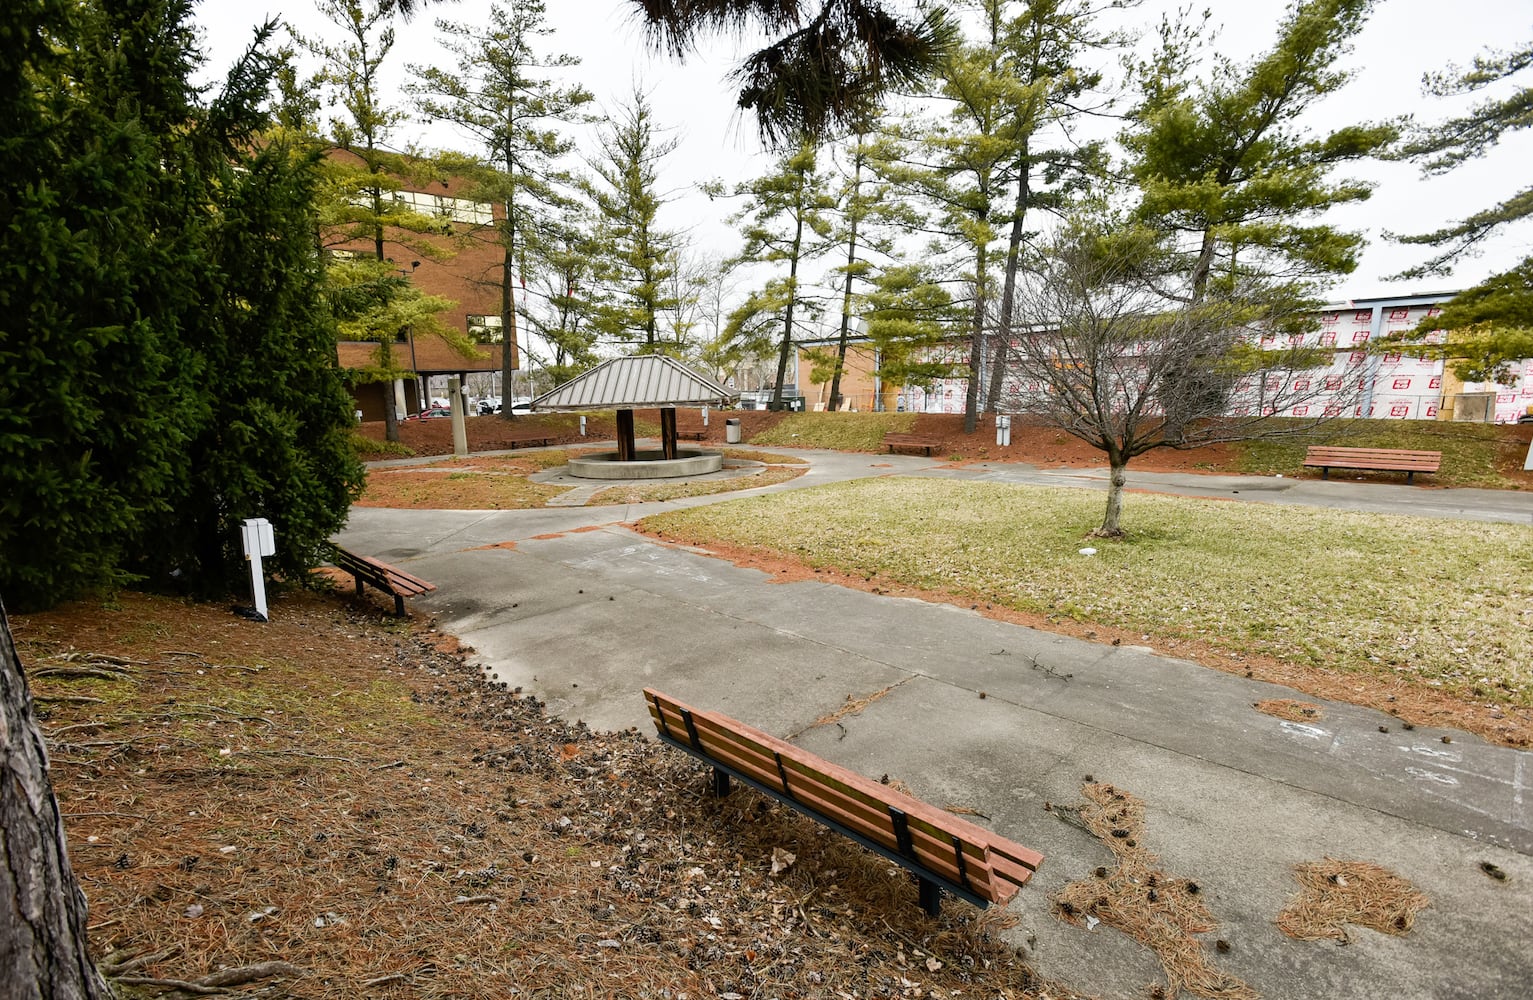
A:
[[722, 143, 839, 408], [1387, 37, 1533, 373], [292, 0, 459, 442], [1123, 0, 1397, 308], [586, 92, 682, 353], [407, 0, 594, 419], [631, 0, 955, 147]]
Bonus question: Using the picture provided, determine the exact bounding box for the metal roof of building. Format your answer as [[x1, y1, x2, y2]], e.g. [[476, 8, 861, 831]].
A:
[[531, 355, 735, 411]]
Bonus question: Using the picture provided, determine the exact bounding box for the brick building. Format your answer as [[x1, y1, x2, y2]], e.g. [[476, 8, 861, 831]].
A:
[[325, 149, 515, 420]]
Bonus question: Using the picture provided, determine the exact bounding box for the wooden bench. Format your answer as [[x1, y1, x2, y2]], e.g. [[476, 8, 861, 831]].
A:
[[1303, 446, 1442, 484], [883, 432, 942, 457], [329, 545, 436, 616], [644, 688, 1042, 916], [673, 424, 709, 441], [504, 431, 554, 448]]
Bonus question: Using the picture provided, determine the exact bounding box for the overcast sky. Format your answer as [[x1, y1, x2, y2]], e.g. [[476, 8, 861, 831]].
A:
[[193, 0, 1533, 303]]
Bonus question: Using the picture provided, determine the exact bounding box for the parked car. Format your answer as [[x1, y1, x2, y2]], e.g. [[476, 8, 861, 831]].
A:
[[477, 396, 502, 415], [407, 406, 453, 420]]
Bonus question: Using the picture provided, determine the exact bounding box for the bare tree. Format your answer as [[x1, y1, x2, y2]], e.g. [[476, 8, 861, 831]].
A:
[[1, 598, 109, 999], [999, 223, 1359, 536]]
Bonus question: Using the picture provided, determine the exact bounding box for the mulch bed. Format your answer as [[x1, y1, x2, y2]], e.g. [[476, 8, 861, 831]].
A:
[[17, 590, 1087, 1000]]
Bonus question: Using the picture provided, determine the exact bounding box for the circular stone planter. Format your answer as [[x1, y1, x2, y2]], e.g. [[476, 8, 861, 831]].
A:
[[565, 448, 723, 480]]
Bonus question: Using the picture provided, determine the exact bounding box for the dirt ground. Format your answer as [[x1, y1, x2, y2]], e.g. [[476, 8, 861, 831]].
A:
[[17, 590, 1085, 1000]]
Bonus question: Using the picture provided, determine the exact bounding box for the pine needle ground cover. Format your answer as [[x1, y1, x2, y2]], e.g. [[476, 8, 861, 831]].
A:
[[640, 479, 1533, 745], [18, 592, 1077, 1000]]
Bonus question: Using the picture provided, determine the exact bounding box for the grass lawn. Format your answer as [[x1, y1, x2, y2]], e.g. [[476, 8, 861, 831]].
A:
[[641, 478, 1533, 711], [747, 411, 917, 450]]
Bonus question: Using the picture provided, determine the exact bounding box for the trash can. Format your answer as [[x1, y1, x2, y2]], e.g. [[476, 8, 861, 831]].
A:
[[725, 418, 742, 444]]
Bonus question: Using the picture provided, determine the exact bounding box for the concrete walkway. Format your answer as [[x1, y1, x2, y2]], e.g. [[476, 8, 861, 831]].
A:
[[337, 446, 1532, 1000]]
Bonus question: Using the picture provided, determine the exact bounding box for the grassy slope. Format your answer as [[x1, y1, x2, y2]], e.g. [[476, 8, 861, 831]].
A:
[[643, 479, 1533, 709]]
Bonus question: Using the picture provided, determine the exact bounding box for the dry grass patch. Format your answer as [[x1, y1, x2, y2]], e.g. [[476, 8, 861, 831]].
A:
[[1254, 699, 1323, 722], [1276, 859, 1430, 943], [641, 478, 1533, 722], [588, 464, 806, 505], [1050, 782, 1254, 1000]]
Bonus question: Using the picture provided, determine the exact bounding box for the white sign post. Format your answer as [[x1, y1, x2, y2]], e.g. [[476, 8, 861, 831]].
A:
[[240, 518, 276, 621], [996, 414, 1012, 447]]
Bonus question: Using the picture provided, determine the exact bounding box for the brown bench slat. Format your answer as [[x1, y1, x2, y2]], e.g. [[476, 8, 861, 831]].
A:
[[649, 700, 1011, 907], [331, 546, 436, 616], [884, 433, 941, 456], [646, 689, 1041, 912], [647, 696, 1006, 870], [354, 553, 435, 594], [648, 700, 1010, 897], [1302, 446, 1441, 483], [504, 433, 554, 448]]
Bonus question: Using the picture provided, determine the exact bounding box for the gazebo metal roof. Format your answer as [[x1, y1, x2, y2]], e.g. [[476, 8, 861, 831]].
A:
[[530, 355, 733, 411]]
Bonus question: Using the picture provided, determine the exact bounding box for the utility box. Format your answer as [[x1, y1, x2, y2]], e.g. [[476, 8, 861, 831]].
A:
[[241, 518, 275, 559], [996, 414, 1012, 447], [725, 418, 742, 444]]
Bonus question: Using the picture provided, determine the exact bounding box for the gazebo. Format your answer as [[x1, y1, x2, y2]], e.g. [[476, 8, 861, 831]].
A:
[[531, 355, 736, 478]]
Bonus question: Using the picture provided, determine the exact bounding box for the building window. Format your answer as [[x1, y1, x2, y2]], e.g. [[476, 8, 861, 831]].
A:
[[391, 190, 494, 226], [467, 314, 504, 343]]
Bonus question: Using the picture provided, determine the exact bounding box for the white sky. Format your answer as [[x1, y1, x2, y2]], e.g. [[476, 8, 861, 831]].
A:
[[192, 0, 1533, 303]]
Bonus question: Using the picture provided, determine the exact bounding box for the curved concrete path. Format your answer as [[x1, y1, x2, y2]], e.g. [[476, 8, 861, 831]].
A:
[[337, 445, 1532, 1000]]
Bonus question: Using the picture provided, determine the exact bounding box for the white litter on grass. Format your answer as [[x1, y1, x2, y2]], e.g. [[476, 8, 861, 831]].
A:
[[1078, 547, 1097, 556]]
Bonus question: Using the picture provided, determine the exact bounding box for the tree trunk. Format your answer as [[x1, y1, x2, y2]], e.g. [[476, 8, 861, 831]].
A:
[[771, 209, 807, 411], [986, 147, 1030, 414], [0, 598, 110, 999], [964, 240, 989, 435], [829, 146, 865, 412], [500, 184, 520, 422], [1098, 461, 1128, 538], [379, 339, 401, 444]]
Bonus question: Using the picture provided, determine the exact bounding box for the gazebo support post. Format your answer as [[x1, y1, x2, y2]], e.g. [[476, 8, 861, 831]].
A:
[[616, 409, 636, 462], [660, 408, 678, 460]]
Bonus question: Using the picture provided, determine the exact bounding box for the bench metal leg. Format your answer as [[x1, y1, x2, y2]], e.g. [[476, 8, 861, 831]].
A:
[[393, 593, 405, 616], [712, 767, 731, 798], [918, 878, 942, 917], [1321, 467, 1329, 480], [1406, 471, 1414, 484]]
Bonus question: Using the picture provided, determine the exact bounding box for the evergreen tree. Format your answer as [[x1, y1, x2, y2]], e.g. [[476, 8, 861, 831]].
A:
[[586, 92, 682, 353], [293, 0, 459, 442], [141, 136, 367, 593], [2, 0, 365, 602], [407, 0, 594, 419], [722, 142, 839, 408], [980, 0, 1118, 414], [1123, 0, 1396, 308], [1388, 36, 1533, 370], [882, 4, 1024, 433], [2, 0, 211, 604]]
